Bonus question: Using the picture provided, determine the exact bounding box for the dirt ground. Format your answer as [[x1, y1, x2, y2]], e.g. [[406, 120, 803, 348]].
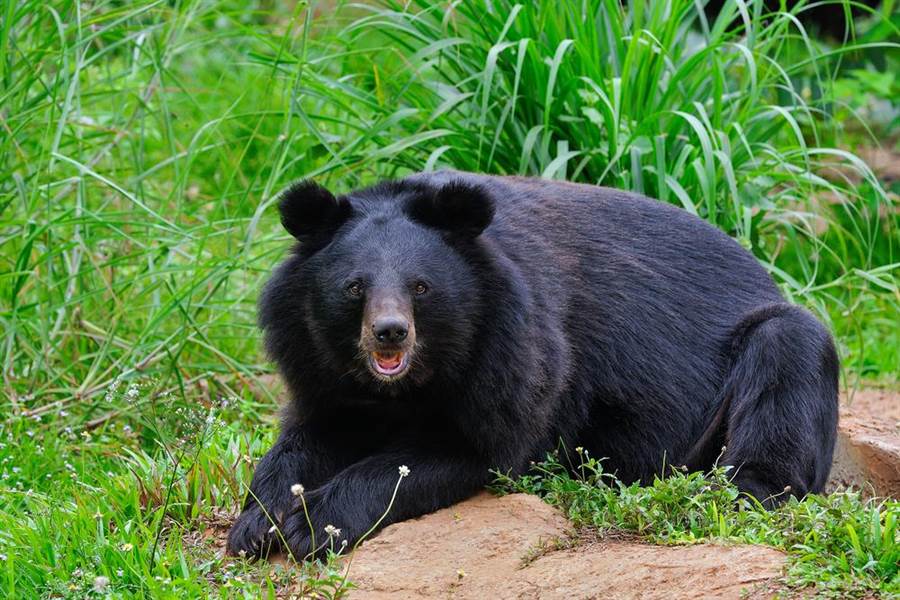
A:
[[830, 387, 900, 496], [345, 492, 788, 600]]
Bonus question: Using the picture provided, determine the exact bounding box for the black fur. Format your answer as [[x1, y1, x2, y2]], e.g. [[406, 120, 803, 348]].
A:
[[407, 180, 495, 237], [227, 170, 839, 559], [278, 180, 352, 252]]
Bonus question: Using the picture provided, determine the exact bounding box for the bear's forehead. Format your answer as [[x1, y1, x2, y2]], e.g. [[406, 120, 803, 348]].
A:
[[341, 203, 430, 239], [332, 212, 447, 267], [323, 213, 458, 282]]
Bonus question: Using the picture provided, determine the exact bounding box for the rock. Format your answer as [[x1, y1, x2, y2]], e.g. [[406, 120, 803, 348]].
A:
[[345, 493, 786, 600], [829, 389, 900, 497]]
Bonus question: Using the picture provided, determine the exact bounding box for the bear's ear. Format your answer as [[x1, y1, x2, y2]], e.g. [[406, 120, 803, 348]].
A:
[[407, 180, 494, 238], [278, 180, 352, 248]]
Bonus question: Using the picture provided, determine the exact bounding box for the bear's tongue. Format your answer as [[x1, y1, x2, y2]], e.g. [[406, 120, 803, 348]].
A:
[[373, 351, 403, 372]]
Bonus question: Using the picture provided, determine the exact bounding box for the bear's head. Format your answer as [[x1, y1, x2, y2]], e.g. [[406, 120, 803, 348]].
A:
[[262, 178, 494, 393]]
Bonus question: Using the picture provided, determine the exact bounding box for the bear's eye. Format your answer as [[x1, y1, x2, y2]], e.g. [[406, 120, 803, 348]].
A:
[[414, 282, 428, 296], [346, 282, 363, 297]]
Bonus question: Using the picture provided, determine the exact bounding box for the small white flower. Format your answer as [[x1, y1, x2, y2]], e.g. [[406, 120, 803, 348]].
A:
[[0, 553, 6, 561], [268, 524, 277, 534], [290, 483, 304, 496], [93, 575, 109, 592], [398, 465, 410, 478], [116, 569, 124, 577], [324, 524, 341, 537]]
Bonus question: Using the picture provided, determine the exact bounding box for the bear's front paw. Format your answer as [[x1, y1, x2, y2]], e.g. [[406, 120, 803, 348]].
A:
[[226, 504, 282, 559], [278, 509, 317, 560]]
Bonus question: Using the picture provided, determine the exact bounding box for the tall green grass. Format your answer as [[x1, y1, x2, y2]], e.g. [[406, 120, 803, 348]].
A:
[[345, 0, 891, 221], [1, 1, 897, 412], [0, 1, 352, 595]]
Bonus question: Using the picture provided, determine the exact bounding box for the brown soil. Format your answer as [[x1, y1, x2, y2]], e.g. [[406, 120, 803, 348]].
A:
[[345, 493, 787, 600], [843, 387, 900, 424], [830, 388, 900, 496]]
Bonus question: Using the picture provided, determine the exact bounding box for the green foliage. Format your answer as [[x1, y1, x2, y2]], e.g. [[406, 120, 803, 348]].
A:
[[346, 0, 890, 233], [1, 0, 896, 414], [0, 384, 354, 598], [494, 451, 900, 597]]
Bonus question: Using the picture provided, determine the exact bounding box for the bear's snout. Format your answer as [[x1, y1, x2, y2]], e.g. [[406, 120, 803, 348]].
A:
[[361, 287, 416, 381]]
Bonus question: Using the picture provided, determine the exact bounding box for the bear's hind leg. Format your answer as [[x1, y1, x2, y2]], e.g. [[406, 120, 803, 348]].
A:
[[719, 304, 839, 506]]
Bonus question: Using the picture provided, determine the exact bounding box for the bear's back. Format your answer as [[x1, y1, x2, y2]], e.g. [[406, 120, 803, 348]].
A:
[[409, 170, 782, 311]]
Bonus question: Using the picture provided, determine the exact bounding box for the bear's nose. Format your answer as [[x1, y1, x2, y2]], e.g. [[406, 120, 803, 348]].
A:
[[373, 317, 408, 344]]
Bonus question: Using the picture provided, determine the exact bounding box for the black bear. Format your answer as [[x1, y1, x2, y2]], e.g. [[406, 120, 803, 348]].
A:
[[227, 170, 839, 559]]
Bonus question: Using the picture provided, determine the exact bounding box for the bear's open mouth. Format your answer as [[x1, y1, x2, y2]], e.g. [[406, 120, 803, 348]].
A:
[[370, 351, 410, 378]]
